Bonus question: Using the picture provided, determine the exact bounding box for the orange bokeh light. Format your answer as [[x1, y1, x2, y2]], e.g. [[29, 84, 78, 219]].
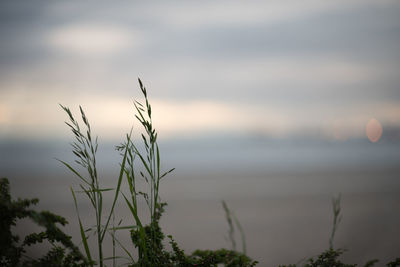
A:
[[366, 118, 383, 143]]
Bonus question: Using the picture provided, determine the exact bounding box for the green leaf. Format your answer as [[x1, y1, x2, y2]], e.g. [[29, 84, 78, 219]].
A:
[[101, 134, 130, 242], [134, 146, 153, 177], [71, 187, 93, 266], [122, 194, 142, 228], [57, 159, 91, 186], [76, 188, 114, 193], [108, 231, 134, 261], [160, 168, 175, 179], [79, 184, 95, 208], [156, 144, 160, 179], [108, 225, 138, 231]]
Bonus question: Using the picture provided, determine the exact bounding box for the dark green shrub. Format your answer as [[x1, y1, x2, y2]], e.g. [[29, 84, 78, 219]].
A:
[[0, 177, 87, 266]]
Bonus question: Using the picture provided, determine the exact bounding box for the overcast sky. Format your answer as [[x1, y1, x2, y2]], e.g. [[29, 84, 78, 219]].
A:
[[1, 0, 399, 141]]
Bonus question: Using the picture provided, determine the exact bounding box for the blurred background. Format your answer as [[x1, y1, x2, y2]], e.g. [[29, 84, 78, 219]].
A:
[[1, 0, 400, 265]]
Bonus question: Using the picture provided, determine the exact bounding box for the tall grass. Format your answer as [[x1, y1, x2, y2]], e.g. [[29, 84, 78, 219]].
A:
[[60, 78, 177, 266], [60, 78, 257, 266], [115, 78, 174, 265], [59, 98, 129, 266]]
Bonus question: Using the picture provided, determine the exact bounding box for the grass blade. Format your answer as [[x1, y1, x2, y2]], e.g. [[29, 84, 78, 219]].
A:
[[156, 144, 160, 179], [160, 168, 175, 179], [108, 225, 138, 231], [71, 187, 93, 266], [107, 231, 135, 262], [57, 159, 91, 186], [76, 188, 114, 193], [101, 135, 130, 242]]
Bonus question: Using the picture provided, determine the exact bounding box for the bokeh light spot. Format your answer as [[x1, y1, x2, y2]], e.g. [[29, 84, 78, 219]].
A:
[[366, 118, 383, 143]]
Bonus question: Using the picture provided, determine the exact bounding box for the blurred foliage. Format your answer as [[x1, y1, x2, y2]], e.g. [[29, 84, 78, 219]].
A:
[[0, 177, 87, 266], [279, 248, 400, 267], [129, 202, 257, 267]]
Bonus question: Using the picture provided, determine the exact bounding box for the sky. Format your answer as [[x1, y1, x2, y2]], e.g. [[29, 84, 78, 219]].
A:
[[1, 2, 400, 264], [0, 0, 400, 142]]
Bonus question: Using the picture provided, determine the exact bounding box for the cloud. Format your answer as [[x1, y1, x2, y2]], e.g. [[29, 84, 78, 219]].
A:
[[1, 85, 399, 141], [148, 0, 375, 29], [48, 24, 140, 56]]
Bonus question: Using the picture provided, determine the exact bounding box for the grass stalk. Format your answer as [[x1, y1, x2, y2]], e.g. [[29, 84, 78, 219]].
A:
[[329, 194, 342, 250], [60, 104, 126, 266], [222, 200, 247, 254]]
